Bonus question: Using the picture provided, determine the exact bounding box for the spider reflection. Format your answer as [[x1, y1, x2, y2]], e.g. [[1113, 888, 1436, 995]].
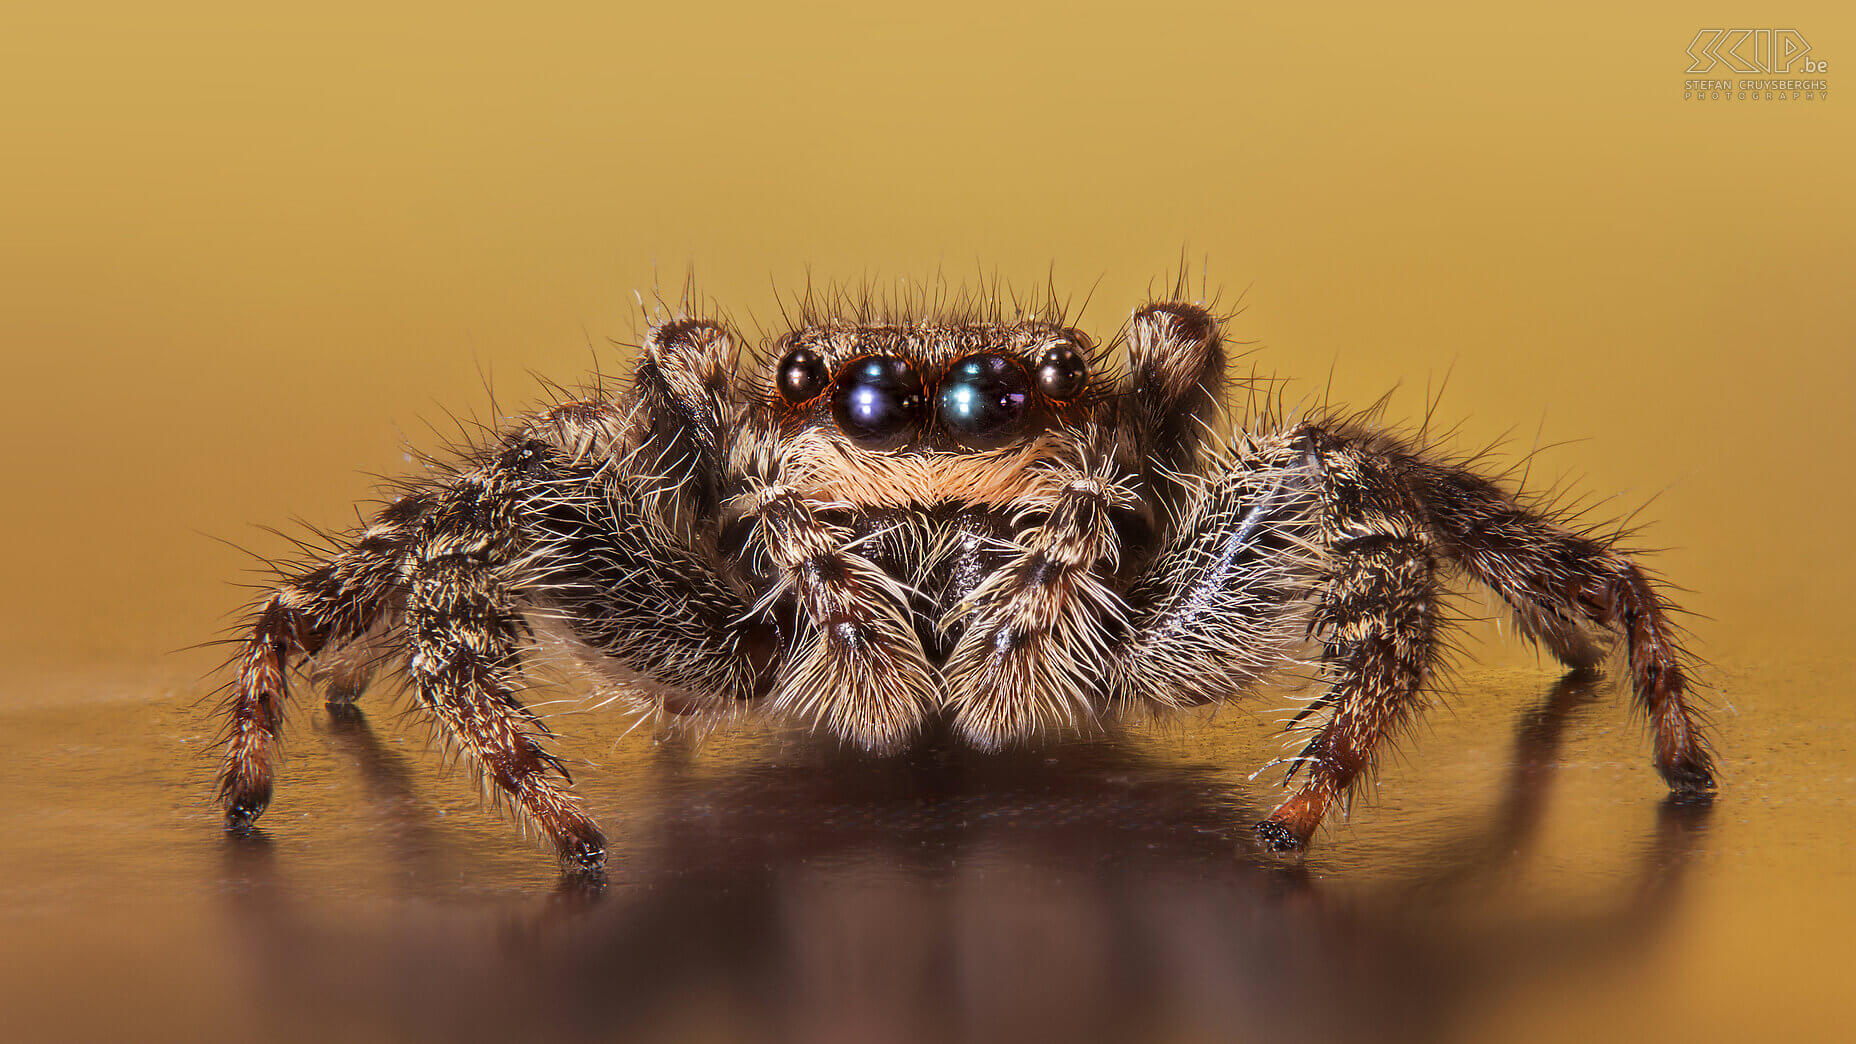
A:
[[221, 673, 1712, 1044]]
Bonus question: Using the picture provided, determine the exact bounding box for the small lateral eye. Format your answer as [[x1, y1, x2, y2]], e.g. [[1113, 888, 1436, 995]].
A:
[[776, 347, 830, 403], [1035, 343, 1088, 400]]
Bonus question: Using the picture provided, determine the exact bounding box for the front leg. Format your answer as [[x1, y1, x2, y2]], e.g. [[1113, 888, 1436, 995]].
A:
[[1125, 301, 1228, 517], [937, 300, 1228, 747], [942, 462, 1135, 748], [1108, 429, 1323, 710], [738, 485, 940, 752]]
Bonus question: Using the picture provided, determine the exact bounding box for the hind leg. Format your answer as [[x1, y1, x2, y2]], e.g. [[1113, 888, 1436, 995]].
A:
[[214, 432, 604, 868], [217, 492, 429, 829], [1251, 421, 1718, 851], [1402, 449, 1716, 791]]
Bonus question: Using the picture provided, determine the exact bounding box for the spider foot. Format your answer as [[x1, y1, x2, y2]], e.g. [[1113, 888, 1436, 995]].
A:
[[1659, 748, 1719, 795], [1254, 818, 1308, 853], [222, 784, 271, 834], [555, 816, 608, 876]]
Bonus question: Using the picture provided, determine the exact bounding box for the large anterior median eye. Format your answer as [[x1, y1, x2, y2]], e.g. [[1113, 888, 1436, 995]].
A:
[[776, 347, 830, 403], [831, 355, 925, 448], [937, 353, 1031, 449]]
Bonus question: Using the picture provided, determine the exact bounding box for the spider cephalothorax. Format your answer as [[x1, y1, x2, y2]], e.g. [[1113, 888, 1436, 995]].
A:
[[214, 290, 1717, 873]]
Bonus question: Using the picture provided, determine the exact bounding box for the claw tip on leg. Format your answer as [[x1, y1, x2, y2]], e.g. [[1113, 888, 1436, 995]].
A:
[[1659, 746, 1719, 795], [1254, 818, 1308, 853], [221, 784, 271, 834]]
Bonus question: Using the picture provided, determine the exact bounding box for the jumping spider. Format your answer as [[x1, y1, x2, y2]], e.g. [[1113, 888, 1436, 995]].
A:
[[214, 291, 1717, 872]]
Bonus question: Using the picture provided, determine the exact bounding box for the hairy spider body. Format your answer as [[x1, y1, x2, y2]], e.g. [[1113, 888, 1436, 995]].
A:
[[214, 292, 1716, 871]]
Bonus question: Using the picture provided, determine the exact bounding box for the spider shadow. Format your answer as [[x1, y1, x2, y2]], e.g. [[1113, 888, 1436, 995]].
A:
[[318, 699, 449, 876], [219, 674, 1714, 1044]]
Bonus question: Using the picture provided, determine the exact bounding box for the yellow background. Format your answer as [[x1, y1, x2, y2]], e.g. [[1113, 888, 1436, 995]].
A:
[[4, 4, 1852, 678], [2, 3, 1850, 674], [0, 3, 1851, 1040]]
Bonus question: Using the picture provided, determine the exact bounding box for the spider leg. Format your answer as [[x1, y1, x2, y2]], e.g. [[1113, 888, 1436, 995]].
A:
[[532, 451, 779, 710], [941, 461, 1132, 748], [625, 317, 735, 532], [1251, 421, 1716, 849], [1401, 446, 1716, 792], [1256, 432, 1445, 848], [565, 316, 786, 704], [541, 314, 787, 706], [1107, 429, 1323, 710], [1124, 301, 1227, 530], [1097, 425, 1443, 851], [402, 455, 604, 870], [220, 436, 606, 866], [937, 302, 1249, 747], [216, 490, 430, 830], [383, 318, 768, 866], [731, 484, 939, 752], [216, 317, 771, 866], [216, 436, 601, 864]]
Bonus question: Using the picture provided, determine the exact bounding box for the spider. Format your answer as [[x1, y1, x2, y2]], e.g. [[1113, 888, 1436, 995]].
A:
[[213, 289, 1717, 873]]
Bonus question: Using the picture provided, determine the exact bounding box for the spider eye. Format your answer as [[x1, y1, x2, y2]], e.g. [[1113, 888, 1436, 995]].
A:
[[776, 347, 830, 403], [937, 353, 1031, 449], [831, 355, 925, 448], [1035, 343, 1088, 401]]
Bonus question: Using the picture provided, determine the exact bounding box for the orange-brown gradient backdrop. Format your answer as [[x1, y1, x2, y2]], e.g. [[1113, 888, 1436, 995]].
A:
[[2, 3, 1850, 680], [1, 4, 1853, 1040]]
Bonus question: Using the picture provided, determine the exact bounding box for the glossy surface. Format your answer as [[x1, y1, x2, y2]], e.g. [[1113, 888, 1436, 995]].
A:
[[936, 353, 1032, 447], [1, 2, 1852, 1042], [2, 659, 1852, 1044], [776, 347, 830, 404], [1035, 343, 1089, 401], [832, 355, 927, 447]]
